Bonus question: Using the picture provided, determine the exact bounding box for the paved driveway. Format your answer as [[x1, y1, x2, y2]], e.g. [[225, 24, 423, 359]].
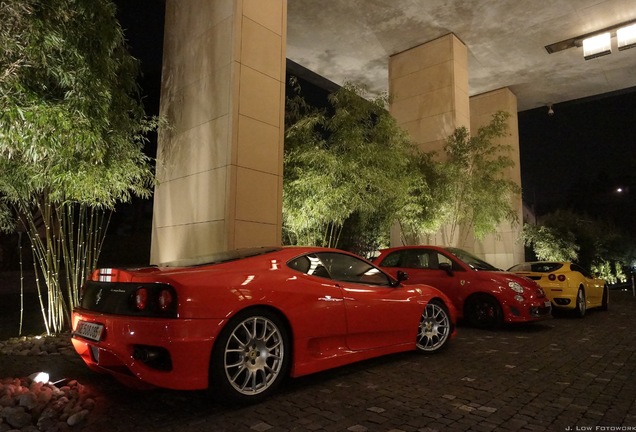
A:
[[1, 289, 636, 431]]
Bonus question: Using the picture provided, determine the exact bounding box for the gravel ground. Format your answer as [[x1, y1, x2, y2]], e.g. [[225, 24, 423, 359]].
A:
[[0, 271, 99, 431]]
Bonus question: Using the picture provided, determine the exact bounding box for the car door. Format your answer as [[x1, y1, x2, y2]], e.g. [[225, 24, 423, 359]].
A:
[[314, 252, 420, 351], [381, 248, 467, 313]]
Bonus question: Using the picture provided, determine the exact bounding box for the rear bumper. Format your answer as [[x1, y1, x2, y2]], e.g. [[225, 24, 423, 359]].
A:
[[545, 289, 577, 309], [71, 310, 224, 390]]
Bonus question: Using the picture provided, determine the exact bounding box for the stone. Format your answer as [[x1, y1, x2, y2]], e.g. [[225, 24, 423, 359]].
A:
[[66, 409, 89, 427], [5, 408, 32, 428]]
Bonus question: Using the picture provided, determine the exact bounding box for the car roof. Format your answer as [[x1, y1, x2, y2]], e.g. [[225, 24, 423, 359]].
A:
[[158, 246, 363, 268]]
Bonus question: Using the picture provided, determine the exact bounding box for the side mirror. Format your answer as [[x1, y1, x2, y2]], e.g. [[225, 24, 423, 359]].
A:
[[397, 270, 409, 282], [439, 262, 454, 276]]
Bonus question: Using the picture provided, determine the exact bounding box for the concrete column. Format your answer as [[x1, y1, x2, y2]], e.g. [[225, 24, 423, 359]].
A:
[[388, 33, 469, 246], [151, 0, 287, 264], [468, 88, 524, 269], [389, 33, 469, 156]]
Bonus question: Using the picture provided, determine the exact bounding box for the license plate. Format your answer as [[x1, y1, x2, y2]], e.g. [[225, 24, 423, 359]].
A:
[[74, 321, 104, 342], [544, 301, 551, 308]]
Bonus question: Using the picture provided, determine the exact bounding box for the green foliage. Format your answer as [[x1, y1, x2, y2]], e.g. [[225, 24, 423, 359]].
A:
[[440, 111, 521, 244], [284, 84, 522, 255], [395, 151, 449, 244], [283, 81, 415, 254], [0, 0, 157, 333], [521, 223, 579, 262], [0, 0, 154, 218], [521, 209, 632, 282]]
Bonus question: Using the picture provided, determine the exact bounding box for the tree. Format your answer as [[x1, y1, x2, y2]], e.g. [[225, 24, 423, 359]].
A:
[[0, 0, 157, 334], [520, 222, 579, 262], [438, 111, 521, 245], [521, 209, 633, 283], [395, 151, 449, 245], [283, 81, 417, 255]]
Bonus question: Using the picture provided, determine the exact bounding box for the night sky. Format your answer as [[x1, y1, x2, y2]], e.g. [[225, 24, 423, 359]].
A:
[[518, 90, 636, 214], [114, 0, 636, 233]]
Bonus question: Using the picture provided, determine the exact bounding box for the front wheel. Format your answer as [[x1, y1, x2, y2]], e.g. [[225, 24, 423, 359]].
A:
[[465, 295, 503, 328], [210, 308, 290, 403], [574, 287, 586, 318], [416, 300, 452, 353]]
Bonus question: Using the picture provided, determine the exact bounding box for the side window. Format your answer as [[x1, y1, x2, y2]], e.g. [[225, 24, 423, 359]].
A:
[[437, 252, 456, 269], [316, 252, 392, 286], [379, 251, 402, 267], [571, 264, 591, 279], [402, 251, 425, 268], [287, 254, 331, 279]]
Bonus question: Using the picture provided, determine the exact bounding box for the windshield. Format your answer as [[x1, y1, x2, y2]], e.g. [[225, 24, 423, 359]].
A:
[[445, 247, 499, 271]]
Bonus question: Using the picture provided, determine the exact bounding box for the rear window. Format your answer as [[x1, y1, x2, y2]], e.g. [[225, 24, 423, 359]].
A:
[[160, 247, 281, 267]]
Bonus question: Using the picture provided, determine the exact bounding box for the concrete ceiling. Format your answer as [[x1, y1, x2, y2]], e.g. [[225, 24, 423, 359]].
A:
[[286, 0, 636, 111]]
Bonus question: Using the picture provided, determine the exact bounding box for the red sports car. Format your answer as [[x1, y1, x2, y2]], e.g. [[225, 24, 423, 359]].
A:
[[374, 246, 551, 328], [71, 246, 456, 402]]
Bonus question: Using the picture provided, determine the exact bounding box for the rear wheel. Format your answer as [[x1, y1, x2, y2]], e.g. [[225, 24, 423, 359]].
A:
[[416, 300, 452, 353], [210, 308, 290, 403], [465, 295, 503, 328], [574, 287, 586, 318]]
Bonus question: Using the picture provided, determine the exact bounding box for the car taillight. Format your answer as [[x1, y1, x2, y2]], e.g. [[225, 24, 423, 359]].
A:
[[548, 274, 566, 282], [135, 287, 149, 310], [130, 285, 177, 315], [158, 289, 173, 311]]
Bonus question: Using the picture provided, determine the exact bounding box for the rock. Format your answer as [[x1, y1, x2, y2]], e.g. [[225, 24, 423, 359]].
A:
[[1, 334, 95, 429], [17, 393, 36, 410], [36, 407, 58, 431], [5, 407, 32, 428], [66, 409, 88, 427]]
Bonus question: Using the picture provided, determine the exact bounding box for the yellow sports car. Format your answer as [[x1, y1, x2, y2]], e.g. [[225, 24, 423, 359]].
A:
[[508, 261, 608, 317]]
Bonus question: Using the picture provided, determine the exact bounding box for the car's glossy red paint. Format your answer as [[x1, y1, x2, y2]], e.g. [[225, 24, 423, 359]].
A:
[[71, 246, 456, 400], [374, 246, 551, 327]]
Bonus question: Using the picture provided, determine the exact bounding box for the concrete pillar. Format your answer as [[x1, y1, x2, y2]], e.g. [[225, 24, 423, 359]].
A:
[[151, 0, 287, 264], [388, 33, 469, 246], [389, 33, 469, 156], [468, 88, 524, 269]]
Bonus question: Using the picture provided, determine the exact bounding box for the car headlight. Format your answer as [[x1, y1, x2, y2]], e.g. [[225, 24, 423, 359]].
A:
[[508, 281, 524, 294]]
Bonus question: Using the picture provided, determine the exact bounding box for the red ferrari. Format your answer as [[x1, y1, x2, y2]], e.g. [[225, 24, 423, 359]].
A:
[[374, 246, 551, 328], [71, 246, 456, 402]]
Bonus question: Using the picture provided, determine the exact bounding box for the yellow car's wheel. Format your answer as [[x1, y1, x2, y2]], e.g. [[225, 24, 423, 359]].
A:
[[574, 287, 586, 318]]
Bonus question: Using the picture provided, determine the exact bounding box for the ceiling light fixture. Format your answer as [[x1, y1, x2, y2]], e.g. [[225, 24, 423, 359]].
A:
[[547, 104, 554, 116], [544, 19, 636, 59], [617, 23, 636, 50], [583, 32, 611, 60]]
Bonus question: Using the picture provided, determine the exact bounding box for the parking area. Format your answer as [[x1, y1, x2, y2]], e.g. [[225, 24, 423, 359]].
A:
[[1, 288, 636, 432]]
